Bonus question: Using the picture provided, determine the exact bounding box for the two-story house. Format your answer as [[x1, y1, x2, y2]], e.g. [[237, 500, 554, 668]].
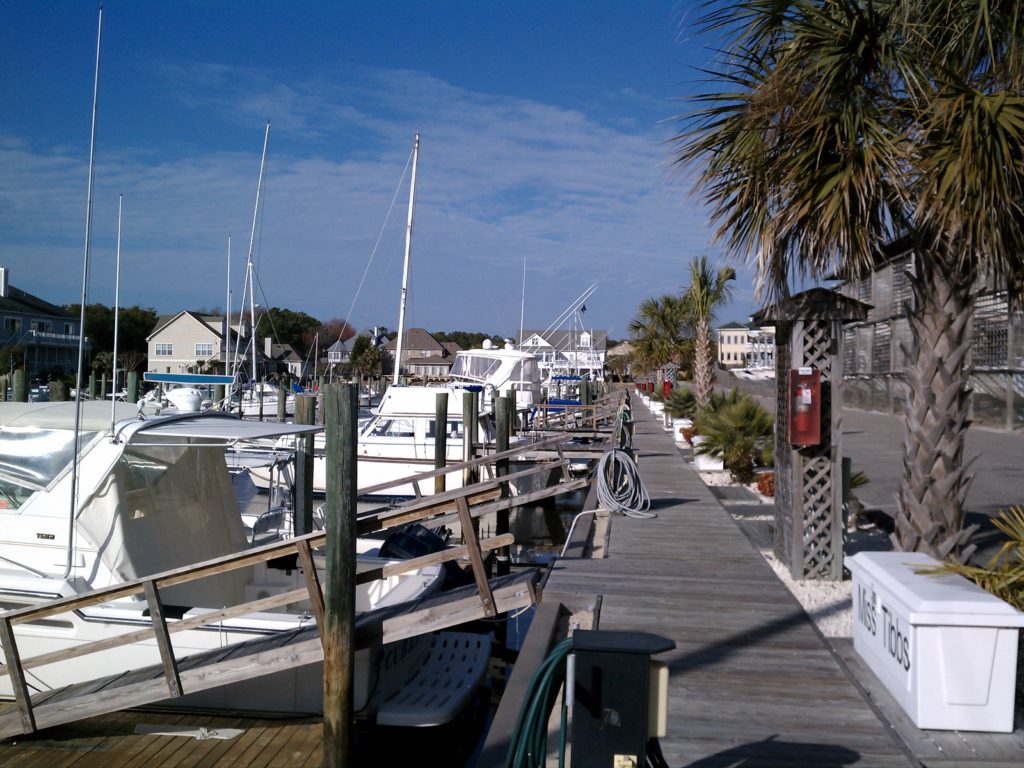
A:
[[0, 266, 88, 381], [716, 321, 776, 369], [383, 328, 459, 379], [517, 329, 608, 381], [147, 311, 253, 377]]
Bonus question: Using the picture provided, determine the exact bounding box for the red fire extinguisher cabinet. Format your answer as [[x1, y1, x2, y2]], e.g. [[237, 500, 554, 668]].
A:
[[789, 367, 821, 446]]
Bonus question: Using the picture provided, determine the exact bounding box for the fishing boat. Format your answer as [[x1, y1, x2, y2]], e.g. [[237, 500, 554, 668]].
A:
[[0, 401, 448, 716]]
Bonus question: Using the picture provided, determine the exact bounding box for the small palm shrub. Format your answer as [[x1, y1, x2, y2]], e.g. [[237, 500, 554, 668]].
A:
[[665, 386, 697, 419], [756, 471, 775, 498], [693, 393, 774, 483], [922, 506, 1024, 611]]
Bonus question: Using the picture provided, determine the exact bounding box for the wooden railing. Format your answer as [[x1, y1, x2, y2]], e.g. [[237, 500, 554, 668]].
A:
[[0, 475, 524, 735]]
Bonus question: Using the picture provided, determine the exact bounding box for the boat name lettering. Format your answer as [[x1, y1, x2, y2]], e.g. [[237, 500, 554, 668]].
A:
[[856, 583, 877, 636], [36, 532, 56, 540], [881, 605, 911, 672], [382, 636, 418, 672]]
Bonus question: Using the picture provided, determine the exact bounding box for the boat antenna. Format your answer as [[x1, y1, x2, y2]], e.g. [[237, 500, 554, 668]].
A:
[[66, 5, 103, 580], [246, 122, 270, 389], [393, 132, 420, 386], [109, 193, 123, 436]]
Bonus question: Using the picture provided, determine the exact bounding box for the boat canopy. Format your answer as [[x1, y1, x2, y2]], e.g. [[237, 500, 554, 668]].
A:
[[121, 413, 322, 444]]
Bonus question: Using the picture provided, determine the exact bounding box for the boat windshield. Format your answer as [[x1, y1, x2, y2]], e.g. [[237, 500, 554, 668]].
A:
[[449, 354, 504, 383], [0, 426, 95, 498]]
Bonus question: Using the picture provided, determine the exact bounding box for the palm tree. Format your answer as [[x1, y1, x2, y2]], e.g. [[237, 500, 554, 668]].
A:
[[675, 1, 1024, 560], [681, 256, 735, 410], [627, 294, 688, 388]]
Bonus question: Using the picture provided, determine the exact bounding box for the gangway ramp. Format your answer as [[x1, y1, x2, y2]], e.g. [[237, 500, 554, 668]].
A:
[[0, 561, 538, 741]]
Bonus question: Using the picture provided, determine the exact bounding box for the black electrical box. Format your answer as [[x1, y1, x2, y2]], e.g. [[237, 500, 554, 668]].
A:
[[570, 630, 675, 767]]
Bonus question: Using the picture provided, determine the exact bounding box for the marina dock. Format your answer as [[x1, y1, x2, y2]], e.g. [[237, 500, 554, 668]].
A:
[[524, 398, 916, 767], [3, 391, 1023, 766]]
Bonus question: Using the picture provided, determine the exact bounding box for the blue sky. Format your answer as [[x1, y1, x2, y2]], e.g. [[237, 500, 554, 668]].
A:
[[0, 1, 761, 340]]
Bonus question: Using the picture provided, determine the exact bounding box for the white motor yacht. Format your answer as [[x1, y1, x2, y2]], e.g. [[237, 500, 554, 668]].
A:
[[0, 401, 446, 716], [248, 344, 544, 498]]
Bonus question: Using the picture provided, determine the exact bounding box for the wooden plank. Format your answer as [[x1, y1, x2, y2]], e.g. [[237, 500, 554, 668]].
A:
[[5, 588, 311, 674], [0, 616, 35, 733], [142, 581, 182, 699], [295, 537, 326, 647], [351, 533, 515, 586], [454, 495, 496, 617]]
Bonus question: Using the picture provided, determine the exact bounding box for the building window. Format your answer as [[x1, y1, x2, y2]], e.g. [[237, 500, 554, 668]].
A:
[[195, 343, 214, 357], [155, 343, 173, 356], [64, 322, 73, 334], [31, 320, 49, 332], [4, 318, 20, 334]]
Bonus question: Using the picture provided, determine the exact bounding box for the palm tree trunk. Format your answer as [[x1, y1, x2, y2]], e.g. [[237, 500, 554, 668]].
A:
[[894, 255, 978, 561], [693, 320, 712, 409]]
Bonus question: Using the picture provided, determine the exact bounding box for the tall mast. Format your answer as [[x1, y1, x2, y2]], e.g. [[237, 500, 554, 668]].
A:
[[66, 6, 103, 579], [245, 122, 270, 386], [110, 193, 123, 433], [225, 235, 232, 393], [393, 132, 419, 386]]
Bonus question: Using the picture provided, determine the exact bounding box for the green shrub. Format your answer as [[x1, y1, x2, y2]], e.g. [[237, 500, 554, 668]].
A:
[[665, 387, 697, 419], [694, 393, 774, 483], [921, 506, 1024, 611]]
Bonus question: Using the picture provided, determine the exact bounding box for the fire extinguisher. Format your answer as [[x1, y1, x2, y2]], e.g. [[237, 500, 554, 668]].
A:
[[663, 379, 672, 398], [793, 383, 812, 434]]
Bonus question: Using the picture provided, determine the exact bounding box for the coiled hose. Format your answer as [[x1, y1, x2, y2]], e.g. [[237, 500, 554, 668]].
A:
[[596, 448, 655, 519], [505, 638, 573, 768]]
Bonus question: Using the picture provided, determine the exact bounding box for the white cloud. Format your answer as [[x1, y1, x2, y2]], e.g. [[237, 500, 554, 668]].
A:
[[0, 63, 760, 337]]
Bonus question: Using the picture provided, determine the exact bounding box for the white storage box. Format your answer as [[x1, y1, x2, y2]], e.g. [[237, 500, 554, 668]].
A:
[[848, 551, 1024, 732]]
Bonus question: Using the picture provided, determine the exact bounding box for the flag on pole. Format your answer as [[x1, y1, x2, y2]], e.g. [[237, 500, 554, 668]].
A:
[[580, 304, 587, 313]]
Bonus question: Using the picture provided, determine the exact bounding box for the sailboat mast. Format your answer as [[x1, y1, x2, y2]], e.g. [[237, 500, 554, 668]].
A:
[[245, 122, 270, 386], [225, 235, 232, 394], [110, 194, 123, 433], [393, 132, 419, 386], [66, 6, 103, 579]]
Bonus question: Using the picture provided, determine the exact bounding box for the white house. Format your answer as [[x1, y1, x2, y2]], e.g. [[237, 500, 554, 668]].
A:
[[715, 321, 776, 369], [517, 329, 607, 381]]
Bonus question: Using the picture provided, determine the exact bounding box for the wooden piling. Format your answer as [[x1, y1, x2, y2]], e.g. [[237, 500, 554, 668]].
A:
[[49, 381, 67, 401], [434, 391, 448, 495], [323, 384, 358, 767], [127, 372, 139, 404], [214, 383, 224, 407], [462, 391, 476, 490], [88, 371, 96, 399], [495, 395, 511, 576], [100, 373, 107, 400], [277, 381, 287, 422], [12, 370, 27, 402], [295, 395, 316, 537]]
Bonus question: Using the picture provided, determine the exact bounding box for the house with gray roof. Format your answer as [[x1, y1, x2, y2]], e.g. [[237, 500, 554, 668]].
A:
[[0, 266, 88, 381]]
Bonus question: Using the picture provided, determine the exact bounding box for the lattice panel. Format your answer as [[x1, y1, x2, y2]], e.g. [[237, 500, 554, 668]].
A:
[[799, 453, 836, 579], [800, 321, 833, 380]]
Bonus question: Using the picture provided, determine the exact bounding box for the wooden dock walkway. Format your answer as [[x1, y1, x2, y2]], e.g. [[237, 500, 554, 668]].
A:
[[542, 399, 916, 767]]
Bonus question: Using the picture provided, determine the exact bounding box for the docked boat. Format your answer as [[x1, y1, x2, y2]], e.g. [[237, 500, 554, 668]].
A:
[[0, 401, 447, 716], [248, 344, 545, 498]]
